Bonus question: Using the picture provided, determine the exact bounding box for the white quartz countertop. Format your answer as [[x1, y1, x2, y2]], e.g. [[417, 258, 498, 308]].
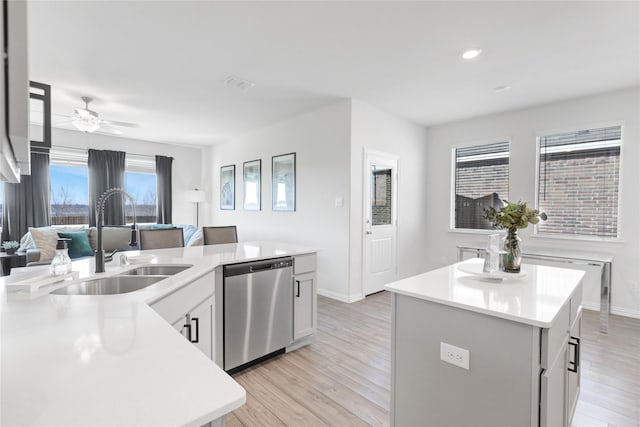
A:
[[1, 241, 316, 426], [385, 259, 585, 328]]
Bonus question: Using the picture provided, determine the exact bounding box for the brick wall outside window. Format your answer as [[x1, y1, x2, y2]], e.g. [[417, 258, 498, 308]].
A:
[[537, 149, 620, 237], [453, 142, 510, 230]]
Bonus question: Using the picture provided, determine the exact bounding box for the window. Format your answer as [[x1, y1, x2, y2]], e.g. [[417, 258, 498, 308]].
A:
[[50, 164, 89, 225], [536, 125, 622, 238], [125, 172, 156, 223], [50, 148, 89, 225], [452, 141, 510, 230], [49, 148, 158, 225], [125, 154, 157, 224]]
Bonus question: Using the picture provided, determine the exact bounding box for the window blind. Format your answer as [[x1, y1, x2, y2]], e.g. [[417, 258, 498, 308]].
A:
[[50, 147, 155, 174], [537, 125, 621, 238], [49, 147, 88, 167]]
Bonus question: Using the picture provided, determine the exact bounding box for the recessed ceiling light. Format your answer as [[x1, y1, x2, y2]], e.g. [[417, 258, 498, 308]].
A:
[[224, 75, 256, 91], [493, 85, 512, 93], [461, 48, 482, 60]]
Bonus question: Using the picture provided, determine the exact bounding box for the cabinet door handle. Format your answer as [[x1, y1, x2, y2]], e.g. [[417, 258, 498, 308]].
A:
[[295, 280, 301, 298], [183, 323, 192, 341], [190, 317, 199, 343], [568, 336, 580, 373]]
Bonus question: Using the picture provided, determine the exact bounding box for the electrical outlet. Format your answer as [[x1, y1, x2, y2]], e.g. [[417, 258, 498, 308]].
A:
[[440, 342, 470, 370]]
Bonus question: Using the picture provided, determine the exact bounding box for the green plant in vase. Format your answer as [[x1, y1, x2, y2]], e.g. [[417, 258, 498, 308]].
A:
[[2, 240, 20, 255], [484, 201, 547, 273]]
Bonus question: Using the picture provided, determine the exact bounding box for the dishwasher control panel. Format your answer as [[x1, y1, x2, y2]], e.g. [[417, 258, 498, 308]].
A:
[[274, 259, 293, 269]]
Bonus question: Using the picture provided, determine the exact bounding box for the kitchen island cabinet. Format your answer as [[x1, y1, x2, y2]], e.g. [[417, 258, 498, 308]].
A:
[[1, 241, 316, 427], [386, 259, 584, 427]]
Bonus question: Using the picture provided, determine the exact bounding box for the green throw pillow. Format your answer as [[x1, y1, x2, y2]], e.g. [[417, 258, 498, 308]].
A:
[[151, 224, 176, 229], [57, 231, 94, 259]]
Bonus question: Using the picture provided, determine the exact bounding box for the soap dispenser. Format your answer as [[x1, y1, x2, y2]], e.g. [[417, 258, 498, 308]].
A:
[[50, 238, 72, 276]]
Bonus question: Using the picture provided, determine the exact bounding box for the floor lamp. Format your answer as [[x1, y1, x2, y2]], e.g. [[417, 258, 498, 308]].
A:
[[185, 189, 207, 227]]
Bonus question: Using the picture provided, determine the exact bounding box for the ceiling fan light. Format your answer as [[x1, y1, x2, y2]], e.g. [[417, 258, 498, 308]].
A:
[[72, 119, 100, 133], [75, 108, 91, 119]]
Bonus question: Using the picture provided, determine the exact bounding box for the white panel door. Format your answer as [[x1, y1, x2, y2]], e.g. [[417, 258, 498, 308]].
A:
[[363, 150, 398, 296]]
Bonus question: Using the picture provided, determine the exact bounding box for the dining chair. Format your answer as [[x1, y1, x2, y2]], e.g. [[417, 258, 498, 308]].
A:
[[202, 226, 238, 245], [139, 228, 184, 250]]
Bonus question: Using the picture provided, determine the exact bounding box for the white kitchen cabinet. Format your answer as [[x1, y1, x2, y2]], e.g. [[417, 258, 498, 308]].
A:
[[151, 271, 215, 361], [540, 343, 569, 427], [293, 273, 316, 340], [290, 254, 317, 347], [172, 296, 214, 359], [0, 0, 30, 182], [566, 310, 582, 425], [390, 281, 582, 427]]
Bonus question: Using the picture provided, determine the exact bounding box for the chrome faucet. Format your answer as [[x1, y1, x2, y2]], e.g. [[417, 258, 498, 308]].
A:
[[95, 188, 138, 273]]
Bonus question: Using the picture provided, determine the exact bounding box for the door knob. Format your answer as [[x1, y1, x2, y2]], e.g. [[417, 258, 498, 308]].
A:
[[366, 230, 372, 235]]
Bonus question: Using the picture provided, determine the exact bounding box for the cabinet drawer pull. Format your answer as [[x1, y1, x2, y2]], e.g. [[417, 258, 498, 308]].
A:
[[568, 336, 580, 373], [190, 317, 199, 343], [296, 280, 301, 298], [183, 323, 191, 340]]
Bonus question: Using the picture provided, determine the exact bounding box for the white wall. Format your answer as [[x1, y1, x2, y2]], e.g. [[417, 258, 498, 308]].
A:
[[349, 100, 430, 300], [47, 127, 203, 224], [204, 101, 353, 300], [425, 87, 640, 318]]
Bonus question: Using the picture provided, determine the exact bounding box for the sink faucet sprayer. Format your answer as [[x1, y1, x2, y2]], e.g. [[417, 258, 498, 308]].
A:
[[95, 188, 138, 273]]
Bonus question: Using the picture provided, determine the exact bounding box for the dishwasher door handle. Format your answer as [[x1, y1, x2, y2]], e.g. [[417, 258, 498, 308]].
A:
[[249, 264, 273, 273]]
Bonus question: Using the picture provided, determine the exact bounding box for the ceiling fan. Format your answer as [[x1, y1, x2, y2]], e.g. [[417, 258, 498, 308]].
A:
[[55, 96, 139, 135]]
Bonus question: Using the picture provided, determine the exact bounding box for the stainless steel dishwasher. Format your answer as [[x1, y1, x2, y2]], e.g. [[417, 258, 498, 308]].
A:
[[223, 257, 293, 372]]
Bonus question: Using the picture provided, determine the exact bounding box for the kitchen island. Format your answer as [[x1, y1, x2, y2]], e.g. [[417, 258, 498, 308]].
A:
[[1, 241, 317, 426], [385, 258, 585, 427]]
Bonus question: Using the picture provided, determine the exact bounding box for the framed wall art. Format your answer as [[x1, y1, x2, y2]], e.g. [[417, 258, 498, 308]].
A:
[[243, 159, 261, 211], [220, 164, 235, 210], [272, 153, 296, 212]]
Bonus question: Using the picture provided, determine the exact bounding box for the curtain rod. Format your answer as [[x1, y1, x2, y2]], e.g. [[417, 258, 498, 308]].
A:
[[51, 144, 159, 159]]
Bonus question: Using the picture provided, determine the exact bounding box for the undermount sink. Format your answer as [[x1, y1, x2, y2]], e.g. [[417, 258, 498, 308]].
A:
[[122, 265, 192, 276], [51, 276, 165, 296]]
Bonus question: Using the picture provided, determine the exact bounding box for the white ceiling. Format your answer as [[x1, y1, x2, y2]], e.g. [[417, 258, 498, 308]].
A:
[[28, 1, 640, 146]]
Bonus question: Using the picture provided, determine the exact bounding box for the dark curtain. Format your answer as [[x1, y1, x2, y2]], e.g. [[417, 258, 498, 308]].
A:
[[1, 151, 51, 242], [88, 149, 126, 226], [155, 155, 173, 224]]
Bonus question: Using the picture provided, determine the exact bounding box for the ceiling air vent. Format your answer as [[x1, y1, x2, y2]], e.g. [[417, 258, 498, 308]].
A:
[[224, 76, 256, 91]]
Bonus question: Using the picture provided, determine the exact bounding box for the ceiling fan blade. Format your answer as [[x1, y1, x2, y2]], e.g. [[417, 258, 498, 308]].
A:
[[96, 124, 123, 135], [101, 119, 139, 128], [53, 119, 75, 127], [52, 112, 75, 119]]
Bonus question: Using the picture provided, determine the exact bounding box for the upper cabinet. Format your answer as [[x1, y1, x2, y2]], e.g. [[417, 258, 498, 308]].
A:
[[1, 0, 30, 182]]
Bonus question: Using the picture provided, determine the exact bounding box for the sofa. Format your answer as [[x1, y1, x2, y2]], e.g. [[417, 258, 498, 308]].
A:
[[20, 224, 203, 266]]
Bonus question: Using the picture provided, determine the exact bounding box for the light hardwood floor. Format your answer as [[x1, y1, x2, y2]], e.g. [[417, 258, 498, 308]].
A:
[[227, 292, 640, 427]]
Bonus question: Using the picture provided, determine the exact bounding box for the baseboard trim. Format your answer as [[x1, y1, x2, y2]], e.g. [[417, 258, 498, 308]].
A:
[[611, 306, 640, 319], [317, 288, 363, 303]]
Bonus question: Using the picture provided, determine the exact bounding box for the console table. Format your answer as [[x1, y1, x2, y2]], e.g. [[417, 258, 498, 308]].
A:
[[0, 252, 26, 277], [457, 245, 613, 333]]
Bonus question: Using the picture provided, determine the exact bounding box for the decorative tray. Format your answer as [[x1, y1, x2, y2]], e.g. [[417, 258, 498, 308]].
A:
[[5, 271, 80, 293], [457, 262, 527, 281]]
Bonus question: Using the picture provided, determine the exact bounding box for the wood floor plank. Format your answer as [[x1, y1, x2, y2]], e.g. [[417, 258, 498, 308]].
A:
[[233, 368, 329, 427], [258, 358, 372, 426], [230, 390, 286, 427], [228, 293, 640, 426]]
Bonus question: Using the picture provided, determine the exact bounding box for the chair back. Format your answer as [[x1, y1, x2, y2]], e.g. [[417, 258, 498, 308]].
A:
[[202, 226, 238, 245], [139, 228, 184, 250]]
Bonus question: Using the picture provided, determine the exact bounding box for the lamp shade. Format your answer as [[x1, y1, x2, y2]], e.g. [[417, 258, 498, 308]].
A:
[[185, 189, 207, 203]]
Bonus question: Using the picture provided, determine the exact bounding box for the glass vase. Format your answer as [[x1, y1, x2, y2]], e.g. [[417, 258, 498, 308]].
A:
[[502, 229, 522, 273]]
